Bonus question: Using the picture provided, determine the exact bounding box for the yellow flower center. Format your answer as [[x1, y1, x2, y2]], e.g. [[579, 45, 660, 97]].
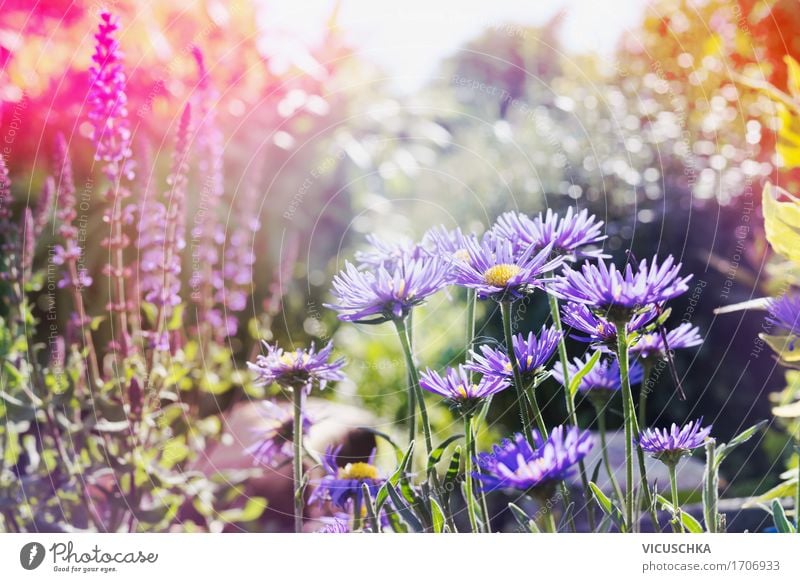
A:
[[483, 264, 521, 287], [338, 462, 379, 480]]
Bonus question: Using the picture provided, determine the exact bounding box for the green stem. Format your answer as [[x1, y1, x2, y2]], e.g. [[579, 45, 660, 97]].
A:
[[464, 414, 479, 532], [352, 495, 363, 532], [615, 324, 636, 531], [292, 387, 305, 533], [616, 323, 660, 532], [465, 289, 477, 366], [598, 407, 625, 510], [639, 362, 653, 430], [703, 439, 718, 533], [500, 301, 541, 441], [394, 318, 433, 457], [405, 312, 417, 446], [668, 462, 684, 533], [547, 288, 593, 531], [474, 397, 493, 533]]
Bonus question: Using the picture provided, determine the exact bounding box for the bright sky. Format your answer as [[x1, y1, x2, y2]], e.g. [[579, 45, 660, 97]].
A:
[[258, 0, 649, 90]]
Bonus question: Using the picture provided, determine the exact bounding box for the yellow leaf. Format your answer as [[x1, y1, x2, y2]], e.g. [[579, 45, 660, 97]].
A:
[[762, 182, 800, 264]]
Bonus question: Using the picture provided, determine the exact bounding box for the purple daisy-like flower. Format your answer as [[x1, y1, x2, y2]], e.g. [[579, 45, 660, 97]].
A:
[[422, 225, 477, 281], [466, 326, 561, 381], [551, 352, 644, 393], [637, 418, 711, 465], [326, 255, 449, 323], [245, 401, 312, 467], [354, 234, 426, 270], [554, 256, 692, 317], [767, 293, 800, 335], [317, 519, 351, 533], [453, 234, 563, 301], [630, 323, 702, 361], [493, 208, 607, 261], [474, 425, 594, 492], [561, 302, 658, 345], [247, 341, 346, 392], [309, 446, 384, 510], [419, 365, 510, 412]]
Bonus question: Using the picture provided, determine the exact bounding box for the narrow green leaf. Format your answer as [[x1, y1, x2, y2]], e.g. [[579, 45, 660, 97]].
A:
[[589, 482, 626, 531], [386, 483, 423, 532], [569, 351, 601, 398], [427, 434, 463, 473], [716, 420, 767, 467], [772, 500, 796, 533], [744, 478, 798, 507], [375, 442, 415, 513], [430, 498, 445, 533], [508, 502, 540, 533]]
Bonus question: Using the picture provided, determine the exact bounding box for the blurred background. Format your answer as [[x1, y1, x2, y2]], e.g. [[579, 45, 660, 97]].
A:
[[2, 0, 799, 512]]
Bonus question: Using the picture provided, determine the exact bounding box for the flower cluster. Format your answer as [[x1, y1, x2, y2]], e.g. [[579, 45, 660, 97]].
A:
[[420, 365, 510, 413]]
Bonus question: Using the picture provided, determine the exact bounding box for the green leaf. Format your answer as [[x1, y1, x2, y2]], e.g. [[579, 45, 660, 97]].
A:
[[385, 483, 423, 532], [716, 420, 767, 468], [589, 482, 626, 531], [656, 494, 703, 533], [569, 350, 601, 398], [744, 478, 799, 507], [430, 498, 445, 533], [771, 500, 796, 533], [508, 502, 540, 533], [375, 442, 414, 513], [763, 182, 800, 264], [427, 433, 463, 473]]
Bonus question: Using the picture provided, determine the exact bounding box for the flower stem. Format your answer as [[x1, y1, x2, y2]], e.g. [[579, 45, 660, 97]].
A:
[[668, 462, 684, 533], [547, 287, 594, 531], [615, 322, 659, 532], [597, 406, 625, 510], [500, 301, 541, 441], [405, 312, 417, 446], [292, 387, 305, 533], [615, 323, 636, 531], [638, 361, 653, 429], [464, 413, 479, 532], [703, 438, 719, 533], [394, 318, 433, 457]]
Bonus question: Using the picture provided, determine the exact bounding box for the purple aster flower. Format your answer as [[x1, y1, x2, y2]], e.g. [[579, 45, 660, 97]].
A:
[[245, 401, 312, 467], [767, 293, 800, 335], [247, 341, 346, 392], [317, 519, 351, 533], [493, 208, 607, 261], [88, 11, 133, 181], [630, 323, 702, 361], [452, 234, 563, 301], [326, 254, 449, 323], [309, 446, 384, 510], [419, 365, 510, 414], [551, 353, 644, 393], [554, 256, 692, 318], [474, 425, 594, 493], [637, 418, 712, 465], [466, 326, 561, 382], [355, 234, 426, 270], [562, 302, 658, 345]]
